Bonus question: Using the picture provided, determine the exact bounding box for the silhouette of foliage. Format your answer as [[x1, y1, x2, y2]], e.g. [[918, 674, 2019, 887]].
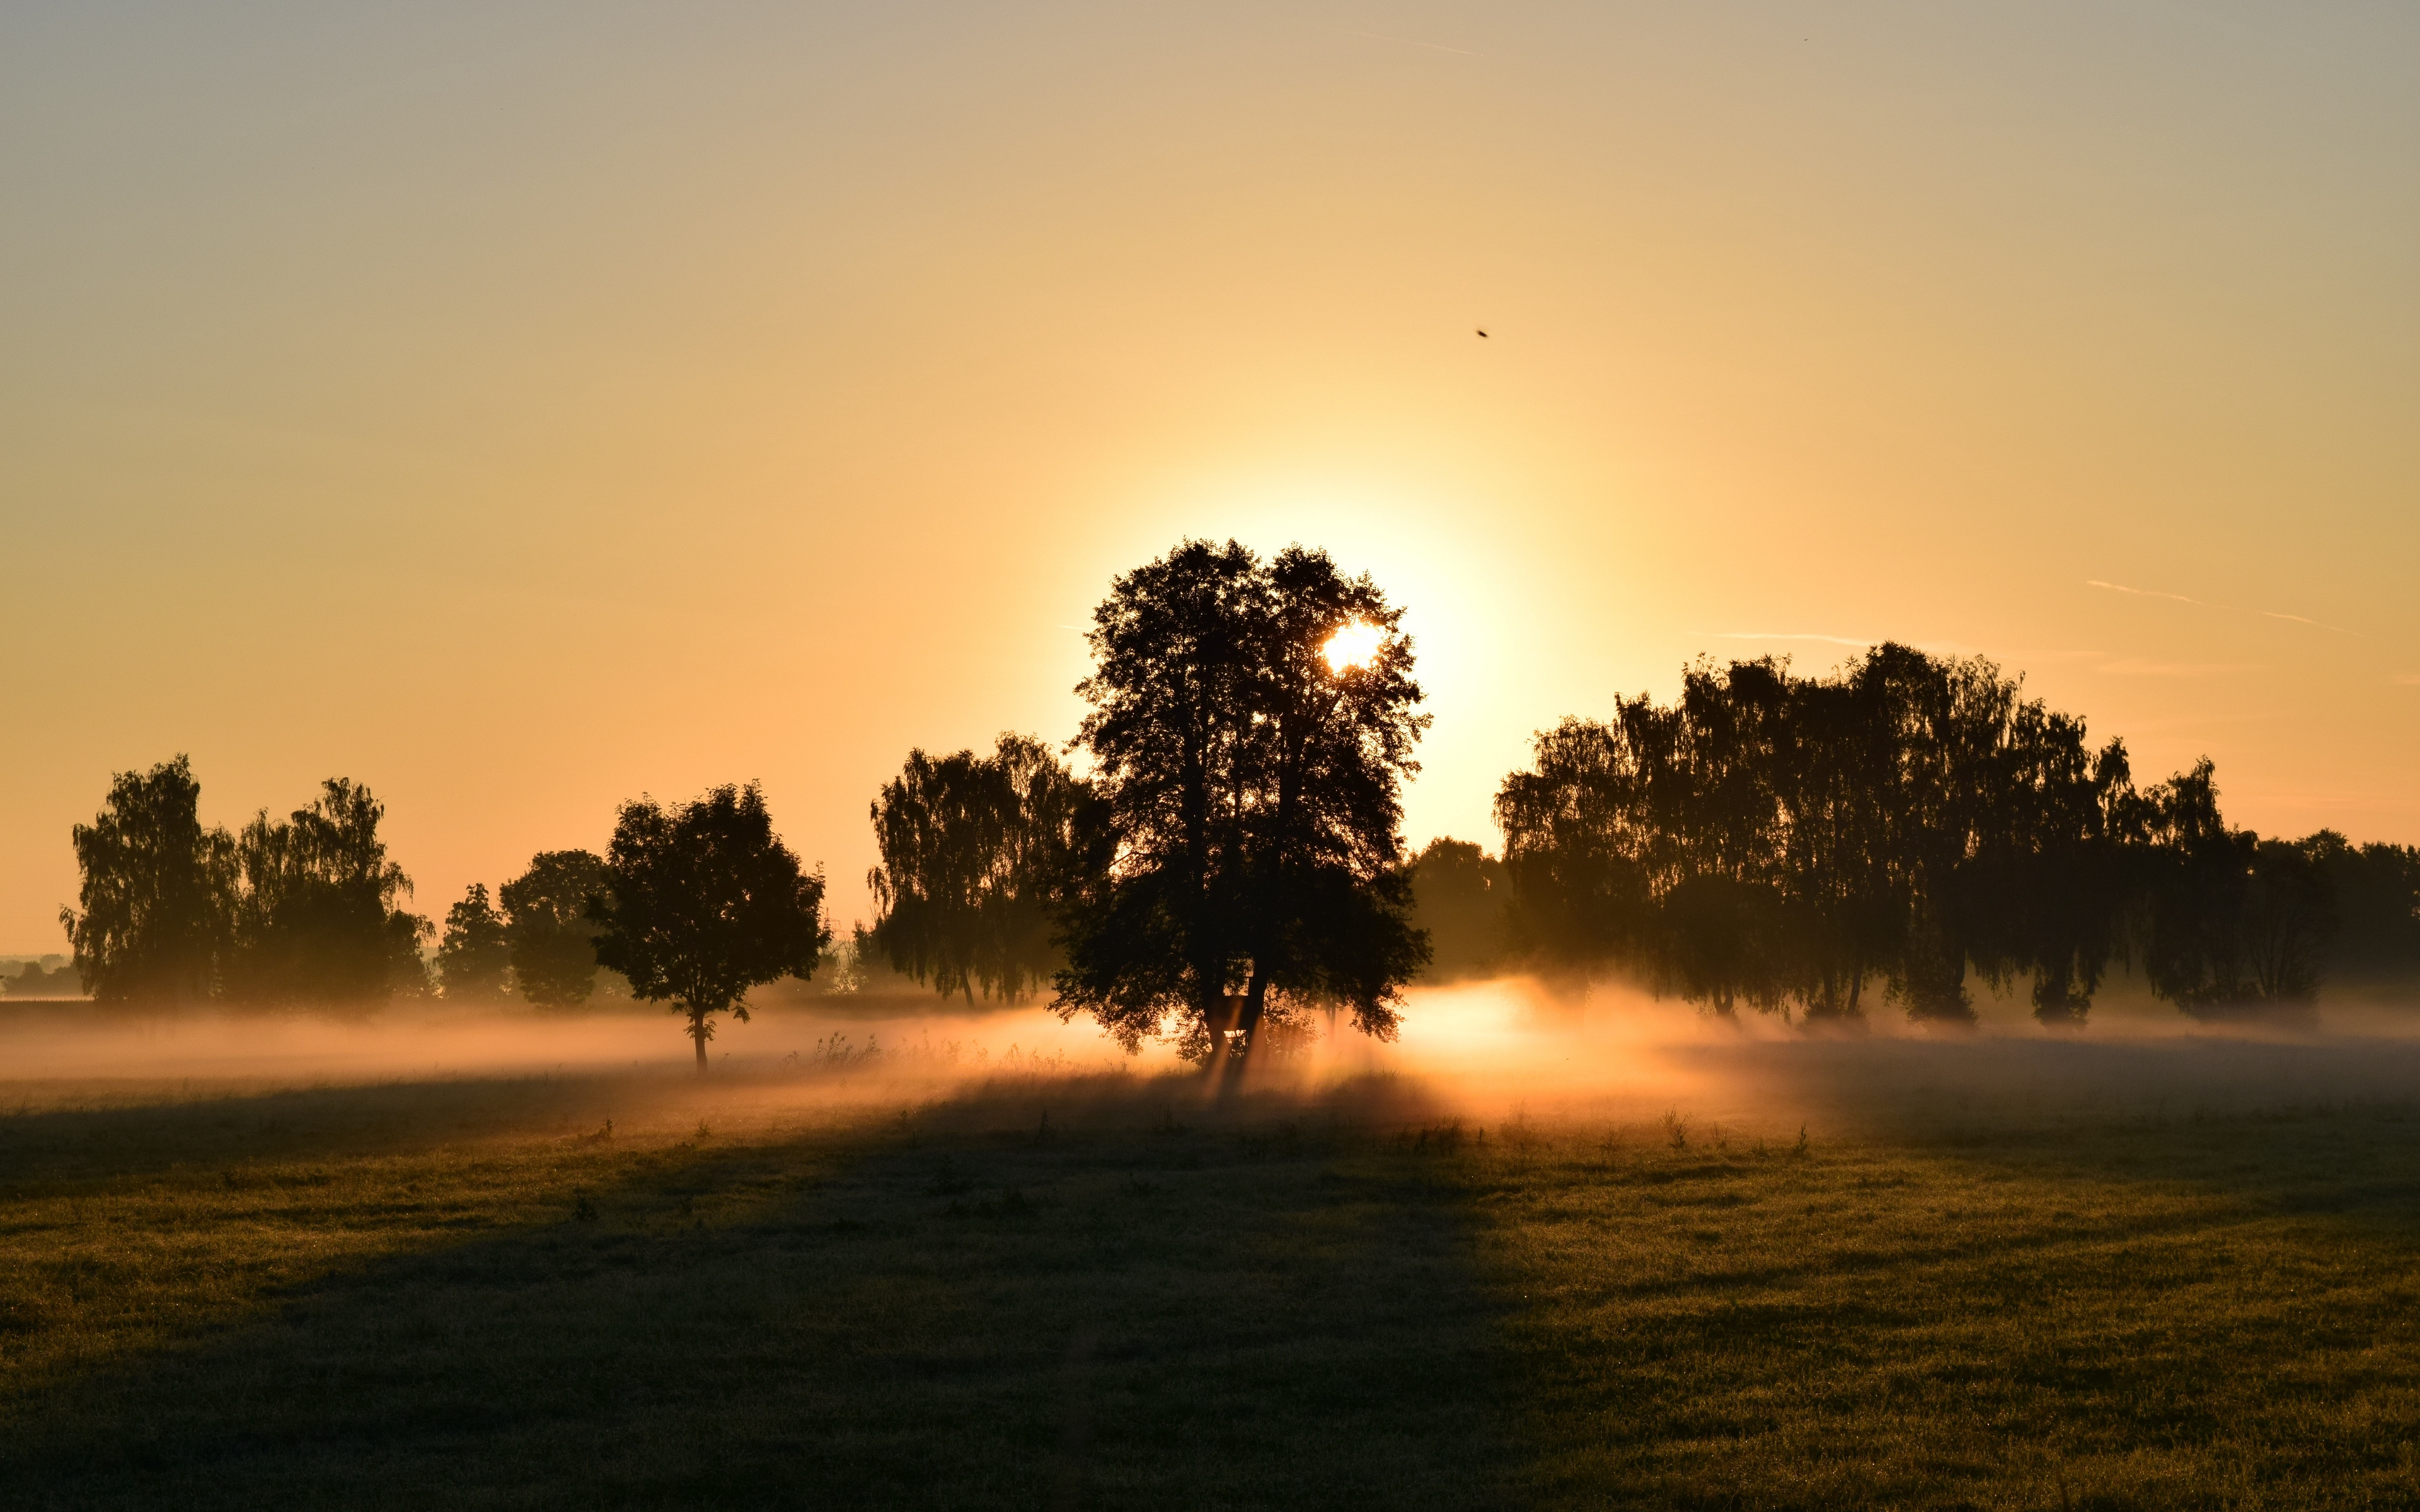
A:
[[3, 959, 79, 997], [60, 755, 234, 1003], [220, 779, 430, 1006], [2299, 832, 2420, 990], [867, 733, 1102, 1003], [435, 884, 512, 1000], [1054, 539, 1429, 1062], [593, 784, 829, 1069], [1497, 645, 2324, 1027], [2136, 762, 2336, 1020], [1408, 838, 1507, 982], [501, 850, 613, 1009]]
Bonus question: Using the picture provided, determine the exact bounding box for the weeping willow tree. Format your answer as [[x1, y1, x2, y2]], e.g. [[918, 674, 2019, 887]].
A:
[[865, 733, 1098, 1003]]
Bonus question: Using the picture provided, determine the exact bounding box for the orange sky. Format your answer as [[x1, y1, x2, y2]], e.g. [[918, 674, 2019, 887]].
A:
[[3, 3, 2416, 951]]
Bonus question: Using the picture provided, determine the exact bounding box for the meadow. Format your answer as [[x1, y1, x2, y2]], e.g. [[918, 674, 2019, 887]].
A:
[[5, 999, 2420, 1509]]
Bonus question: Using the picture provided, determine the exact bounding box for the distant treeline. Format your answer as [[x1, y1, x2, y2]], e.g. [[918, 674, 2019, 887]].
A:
[[60, 762, 828, 1066], [3, 955, 77, 997], [59, 761, 433, 1008], [54, 760, 842, 1017], [51, 544, 2420, 1057], [1408, 647, 2420, 1025]]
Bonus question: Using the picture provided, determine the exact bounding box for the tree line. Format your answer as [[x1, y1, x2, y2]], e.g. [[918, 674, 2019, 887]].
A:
[[1473, 646, 2420, 1026], [61, 765, 827, 1068], [54, 542, 2420, 1064]]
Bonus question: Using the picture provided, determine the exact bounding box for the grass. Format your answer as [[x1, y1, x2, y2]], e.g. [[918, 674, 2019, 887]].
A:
[[4, 1043, 2420, 1508]]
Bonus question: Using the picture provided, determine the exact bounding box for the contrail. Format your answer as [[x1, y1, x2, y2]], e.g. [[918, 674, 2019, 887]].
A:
[[2086, 580, 2359, 636], [2085, 580, 2203, 606]]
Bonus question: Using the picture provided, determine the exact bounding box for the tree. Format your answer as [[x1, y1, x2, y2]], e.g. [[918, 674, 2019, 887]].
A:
[[60, 755, 233, 1003], [502, 850, 613, 1009], [1495, 712, 1662, 981], [1408, 839, 1507, 982], [2137, 762, 2336, 1020], [221, 778, 426, 1008], [593, 784, 829, 1069], [2302, 832, 2420, 990], [1054, 539, 1429, 1063], [436, 883, 512, 1000], [1496, 648, 2152, 1028], [867, 733, 1100, 1002]]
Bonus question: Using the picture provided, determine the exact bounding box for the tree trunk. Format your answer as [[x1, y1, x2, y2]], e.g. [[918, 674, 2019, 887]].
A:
[[1235, 966, 1269, 1061], [692, 1011, 709, 1072]]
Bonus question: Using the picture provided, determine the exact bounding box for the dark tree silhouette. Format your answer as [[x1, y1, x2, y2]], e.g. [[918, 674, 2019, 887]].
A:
[[593, 784, 829, 1070], [1055, 540, 1429, 1063], [502, 850, 613, 1009], [2302, 832, 2420, 989], [867, 733, 1100, 1002], [1497, 645, 2265, 1029], [221, 779, 429, 1007], [436, 883, 512, 1000], [60, 755, 233, 1003], [1408, 838, 1507, 982], [2136, 761, 2335, 1020], [1965, 706, 2133, 1027], [1494, 713, 1661, 980]]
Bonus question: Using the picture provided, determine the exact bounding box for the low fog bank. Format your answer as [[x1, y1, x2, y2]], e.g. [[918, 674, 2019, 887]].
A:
[[9, 978, 2420, 1142], [0, 997, 1156, 1107]]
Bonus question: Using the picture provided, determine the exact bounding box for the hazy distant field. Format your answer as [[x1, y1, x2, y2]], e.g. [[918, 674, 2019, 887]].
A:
[[6, 990, 2420, 1509]]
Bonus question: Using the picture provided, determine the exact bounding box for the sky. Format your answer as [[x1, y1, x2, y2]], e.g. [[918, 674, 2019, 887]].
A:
[[3, 1, 2416, 951]]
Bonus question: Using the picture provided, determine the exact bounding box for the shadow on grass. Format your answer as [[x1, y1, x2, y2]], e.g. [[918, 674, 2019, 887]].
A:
[[1, 1071, 1522, 1511], [1480, 1038, 2420, 1510]]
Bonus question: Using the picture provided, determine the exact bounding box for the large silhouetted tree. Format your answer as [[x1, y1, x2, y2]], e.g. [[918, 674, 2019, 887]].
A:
[[867, 733, 1100, 1002], [502, 850, 613, 1009], [60, 755, 234, 1003], [594, 784, 829, 1069], [1054, 539, 1429, 1063], [436, 883, 512, 1000], [221, 779, 429, 1007]]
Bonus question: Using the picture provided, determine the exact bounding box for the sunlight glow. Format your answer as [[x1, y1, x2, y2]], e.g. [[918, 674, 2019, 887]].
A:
[[1322, 619, 1384, 674]]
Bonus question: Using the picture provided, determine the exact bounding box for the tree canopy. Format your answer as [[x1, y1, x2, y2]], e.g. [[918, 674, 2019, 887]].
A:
[[436, 883, 512, 1000], [1494, 646, 2333, 1026], [593, 783, 829, 1068], [60, 755, 232, 1003], [221, 779, 431, 1007], [501, 850, 613, 1009], [867, 733, 1099, 1003], [1054, 539, 1430, 1062]]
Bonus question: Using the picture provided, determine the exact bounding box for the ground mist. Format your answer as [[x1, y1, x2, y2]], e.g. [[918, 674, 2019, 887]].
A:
[[5, 987, 2420, 1508]]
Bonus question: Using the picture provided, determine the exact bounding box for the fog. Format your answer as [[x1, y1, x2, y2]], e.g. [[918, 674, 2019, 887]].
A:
[[10, 982, 2420, 1147]]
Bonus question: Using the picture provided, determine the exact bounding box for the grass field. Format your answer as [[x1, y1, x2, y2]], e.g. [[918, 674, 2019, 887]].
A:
[[6, 1022, 2420, 1509]]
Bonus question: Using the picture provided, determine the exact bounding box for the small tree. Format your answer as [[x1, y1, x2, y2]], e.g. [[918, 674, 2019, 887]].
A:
[[502, 850, 613, 1008], [436, 883, 512, 999], [60, 755, 234, 1003], [593, 784, 829, 1069]]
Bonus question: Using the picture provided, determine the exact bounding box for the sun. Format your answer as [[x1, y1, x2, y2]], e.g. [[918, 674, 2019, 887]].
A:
[[1321, 619, 1385, 674]]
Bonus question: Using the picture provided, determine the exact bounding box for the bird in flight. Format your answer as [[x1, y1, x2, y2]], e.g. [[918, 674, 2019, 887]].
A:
[[1476, 328, 1489, 338]]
